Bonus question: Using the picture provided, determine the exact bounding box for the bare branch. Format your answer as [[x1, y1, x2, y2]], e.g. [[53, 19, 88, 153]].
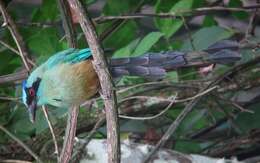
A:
[[94, 5, 260, 23], [0, 70, 27, 85], [67, 1, 120, 163], [0, 0, 32, 71], [57, 0, 77, 48], [42, 106, 59, 162], [0, 125, 43, 163], [59, 106, 79, 163]]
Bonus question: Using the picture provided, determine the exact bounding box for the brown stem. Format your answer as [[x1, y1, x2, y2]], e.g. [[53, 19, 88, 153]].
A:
[[57, 1, 79, 162], [57, 0, 77, 48], [59, 106, 79, 163], [67, 0, 120, 163], [0, 70, 28, 85], [42, 106, 59, 162]]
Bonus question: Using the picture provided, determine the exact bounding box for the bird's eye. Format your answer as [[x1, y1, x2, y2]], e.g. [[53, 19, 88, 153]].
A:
[[29, 88, 35, 96]]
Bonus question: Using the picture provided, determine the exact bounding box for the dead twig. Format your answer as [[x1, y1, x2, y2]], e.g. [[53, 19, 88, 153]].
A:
[[0, 125, 43, 163], [0, 160, 32, 163], [119, 94, 177, 120], [59, 106, 79, 163], [0, 0, 32, 71], [56, 1, 78, 162], [94, 5, 260, 23], [57, 0, 77, 48], [42, 105, 59, 162], [0, 70, 28, 84]]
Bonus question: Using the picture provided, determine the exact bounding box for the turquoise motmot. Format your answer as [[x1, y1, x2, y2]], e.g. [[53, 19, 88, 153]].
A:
[[22, 40, 241, 122]]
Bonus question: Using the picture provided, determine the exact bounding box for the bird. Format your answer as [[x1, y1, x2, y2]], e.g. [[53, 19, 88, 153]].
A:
[[22, 40, 241, 122]]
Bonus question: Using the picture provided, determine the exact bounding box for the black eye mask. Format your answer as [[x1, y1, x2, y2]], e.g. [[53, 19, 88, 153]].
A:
[[25, 78, 41, 105]]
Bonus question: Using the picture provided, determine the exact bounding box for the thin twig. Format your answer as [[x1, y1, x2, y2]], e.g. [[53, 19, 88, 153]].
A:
[[214, 98, 243, 134], [94, 5, 260, 23], [0, 40, 36, 66], [0, 96, 20, 101], [42, 105, 59, 161], [57, 1, 78, 162], [99, 0, 145, 42], [181, 15, 195, 50], [245, 0, 259, 38], [16, 21, 60, 28], [0, 39, 20, 54], [57, 0, 77, 48], [0, 125, 43, 163], [0, 160, 32, 163], [0, 70, 28, 84], [0, 0, 32, 71], [216, 95, 254, 113], [59, 106, 79, 163], [119, 94, 177, 120], [67, 1, 120, 163], [119, 86, 218, 105]]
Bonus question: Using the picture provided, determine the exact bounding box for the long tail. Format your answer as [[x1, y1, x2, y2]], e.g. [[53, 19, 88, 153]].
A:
[[109, 40, 241, 79]]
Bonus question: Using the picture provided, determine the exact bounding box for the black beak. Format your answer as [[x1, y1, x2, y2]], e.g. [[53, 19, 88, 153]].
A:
[[28, 99, 37, 123]]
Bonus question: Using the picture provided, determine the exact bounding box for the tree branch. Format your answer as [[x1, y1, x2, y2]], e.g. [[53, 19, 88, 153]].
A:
[[0, 70, 27, 85], [57, 0, 77, 48], [67, 1, 120, 163], [59, 106, 79, 163], [94, 5, 260, 23], [0, 0, 32, 72], [57, 1, 79, 162]]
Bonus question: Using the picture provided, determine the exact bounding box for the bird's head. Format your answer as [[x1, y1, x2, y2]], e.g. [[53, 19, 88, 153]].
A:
[[22, 77, 41, 123]]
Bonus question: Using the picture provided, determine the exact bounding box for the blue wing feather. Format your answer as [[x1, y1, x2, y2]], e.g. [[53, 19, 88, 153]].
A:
[[45, 48, 92, 69]]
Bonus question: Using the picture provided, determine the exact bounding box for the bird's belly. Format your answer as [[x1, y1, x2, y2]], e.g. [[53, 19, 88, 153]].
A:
[[48, 60, 99, 108]]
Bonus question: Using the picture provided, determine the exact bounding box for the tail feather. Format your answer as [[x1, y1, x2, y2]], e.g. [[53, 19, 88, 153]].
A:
[[110, 40, 241, 79], [206, 49, 241, 64], [110, 51, 186, 67], [205, 40, 239, 53], [111, 66, 166, 79]]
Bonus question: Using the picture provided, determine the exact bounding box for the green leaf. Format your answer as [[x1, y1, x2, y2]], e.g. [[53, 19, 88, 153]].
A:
[[236, 103, 260, 133], [82, 0, 97, 5], [181, 26, 235, 51], [113, 38, 141, 58], [229, 0, 248, 20], [103, 0, 140, 15], [7, 107, 35, 140], [25, 27, 67, 63], [203, 15, 217, 27], [132, 32, 163, 56], [175, 140, 202, 153], [154, 0, 193, 38], [35, 107, 67, 134], [102, 21, 138, 50], [166, 71, 178, 82], [31, 0, 59, 22]]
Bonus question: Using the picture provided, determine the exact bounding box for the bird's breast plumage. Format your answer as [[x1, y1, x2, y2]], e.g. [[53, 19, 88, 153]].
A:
[[38, 59, 99, 108]]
